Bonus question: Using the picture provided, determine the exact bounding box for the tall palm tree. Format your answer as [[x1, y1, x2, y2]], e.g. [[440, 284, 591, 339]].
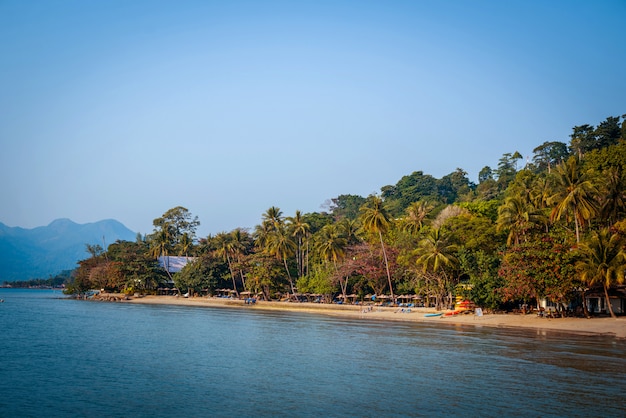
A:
[[287, 210, 310, 278], [215, 232, 239, 297], [415, 227, 458, 310], [359, 195, 394, 299], [577, 228, 625, 318], [549, 156, 599, 243], [262, 206, 284, 230], [315, 224, 348, 299], [230, 228, 249, 289], [266, 226, 297, 296], [253, 221, 273, 251]]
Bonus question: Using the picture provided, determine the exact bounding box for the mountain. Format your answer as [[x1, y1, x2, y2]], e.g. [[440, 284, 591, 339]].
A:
[[0, 218, 137, 282]]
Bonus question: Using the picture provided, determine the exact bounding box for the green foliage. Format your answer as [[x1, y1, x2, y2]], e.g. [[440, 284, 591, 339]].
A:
[[457, 200, 500, 222], [381, 171, 440, 216], [174, 256, 219, 295], [296, 264, 336, 297], [457, 249, 502, 309], [498, 233, 579, 305], [149, 206, 200, 257], [327, 194, 366, 221]]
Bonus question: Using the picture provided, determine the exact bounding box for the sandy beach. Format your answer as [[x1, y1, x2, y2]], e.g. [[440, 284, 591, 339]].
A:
[[110, 294, 626, 339]]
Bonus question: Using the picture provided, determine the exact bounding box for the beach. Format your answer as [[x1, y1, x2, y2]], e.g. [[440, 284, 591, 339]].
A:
[[115, 295, 626, 339]]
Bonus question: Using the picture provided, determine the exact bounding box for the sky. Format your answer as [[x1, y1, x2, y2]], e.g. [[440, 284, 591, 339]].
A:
[[1, 0, 625, 238]]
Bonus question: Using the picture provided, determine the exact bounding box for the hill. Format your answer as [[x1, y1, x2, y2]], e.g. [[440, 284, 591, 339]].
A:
[[0, 218, 137, 282]]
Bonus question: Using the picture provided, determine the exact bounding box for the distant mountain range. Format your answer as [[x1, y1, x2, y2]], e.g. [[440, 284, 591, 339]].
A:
[[0, 218, 137, 282]]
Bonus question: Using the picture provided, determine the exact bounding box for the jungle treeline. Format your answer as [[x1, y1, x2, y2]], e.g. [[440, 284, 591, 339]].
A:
[[69, 114, 626, 316]]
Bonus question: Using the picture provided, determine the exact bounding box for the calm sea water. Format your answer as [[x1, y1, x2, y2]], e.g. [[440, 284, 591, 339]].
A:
[[1, 289, 625, 417]]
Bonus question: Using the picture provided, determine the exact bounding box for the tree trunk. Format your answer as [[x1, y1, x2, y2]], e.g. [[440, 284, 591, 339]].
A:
[[283, 257, 296, 296], [226, 254, 239, 298], [581, 288, 591, 318], [378, 231, 394, 301], [604, 284, 616, 318]]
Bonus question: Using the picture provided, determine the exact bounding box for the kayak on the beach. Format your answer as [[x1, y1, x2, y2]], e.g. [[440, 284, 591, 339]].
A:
[[424, 313, 442, 317]]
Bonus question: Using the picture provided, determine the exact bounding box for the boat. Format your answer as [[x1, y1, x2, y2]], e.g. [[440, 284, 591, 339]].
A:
[[424, 313, 442, 317]]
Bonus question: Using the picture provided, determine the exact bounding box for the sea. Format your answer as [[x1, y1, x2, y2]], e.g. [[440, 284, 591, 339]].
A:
[[1, 289, 625, 418]]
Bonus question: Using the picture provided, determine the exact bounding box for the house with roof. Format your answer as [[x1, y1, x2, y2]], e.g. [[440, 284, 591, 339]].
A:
[[157, 256, 195, 273]]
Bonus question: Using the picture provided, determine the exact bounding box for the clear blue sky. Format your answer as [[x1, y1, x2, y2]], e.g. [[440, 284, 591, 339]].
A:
[[1, 0, 625, 237]]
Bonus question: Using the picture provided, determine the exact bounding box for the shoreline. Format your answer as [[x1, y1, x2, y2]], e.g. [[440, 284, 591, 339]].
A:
[[111, 295, 626, 339]]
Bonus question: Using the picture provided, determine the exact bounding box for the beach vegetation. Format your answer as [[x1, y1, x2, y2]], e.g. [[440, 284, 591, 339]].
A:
[[66, 113, 626, 316]]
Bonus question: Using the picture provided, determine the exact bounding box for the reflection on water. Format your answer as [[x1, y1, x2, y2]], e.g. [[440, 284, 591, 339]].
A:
[[1, 289, 625, 417]]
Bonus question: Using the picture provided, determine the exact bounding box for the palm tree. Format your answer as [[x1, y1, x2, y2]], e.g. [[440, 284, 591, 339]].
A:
[[262, 206, 284, 230], [401, 201, 433, 236], [265, 226, 297, 296], [415, 228, 458, 275], [287, 210, 310, 278], [339, 218, 361, 245], [178, 232, 193, 256], [497, 196, 542, 246], [215, 232, 239, 297], [414, 227, 458, 310], [577, 228, 625, 318], [599, 167, 626, 226], [229, 228, 250, 289], [359, 195, 394, 300], [315, 224, 348, 298], [549, 156, 599, 243]]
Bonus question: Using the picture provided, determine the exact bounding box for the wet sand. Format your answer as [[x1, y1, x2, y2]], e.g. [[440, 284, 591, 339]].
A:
[[117, 295, 626, 339]]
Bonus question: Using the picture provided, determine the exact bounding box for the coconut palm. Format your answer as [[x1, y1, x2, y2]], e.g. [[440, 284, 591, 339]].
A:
[[577, 228, 626, 318], [262, 206, 284, 230], [414, 227, 459, 310], [497, 196, 542, 246], [287, 210, 310, 278], [214, 232, 239, 297], [339, 218, 361, 245], [401, 201, 433, 236], [549, 156, 599, 243], [359, 195, 394, 299], [229, 228, 250, 289], [265, 226, 297, 296], [315, 224, 347, 267], [415, 227, 458, 275], [315, 223, 348, 299], [599, 167, 626, 226]]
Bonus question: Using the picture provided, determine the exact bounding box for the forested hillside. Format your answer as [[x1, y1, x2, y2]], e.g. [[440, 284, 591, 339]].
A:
[[69, 114, 626, 316]]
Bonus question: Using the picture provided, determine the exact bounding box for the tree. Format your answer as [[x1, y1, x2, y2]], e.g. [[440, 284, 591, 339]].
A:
[[214, 232, 240, 297], [314, 224, 348, 299], [569, 124, 596, 158], [400, 201, 433, 236], [414, 227, 458, 309], [359, 195, 395, 299], [532, 141, 569, 173], [478, 166, 493, 184], [265, 225, 297, 296], [150, 206, 199, 256], [598, 167, 626, 226], [594, 116, 622, 149], [499, 234, 579, 310], [496, 152, 523, 189], [497, 196, 542, 246], [549, 156, 599, 243], [576, 228, 625, 318], [287, 210, 310, 278], [107, 240, 164, 292], [326, 194, 366, 220]]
